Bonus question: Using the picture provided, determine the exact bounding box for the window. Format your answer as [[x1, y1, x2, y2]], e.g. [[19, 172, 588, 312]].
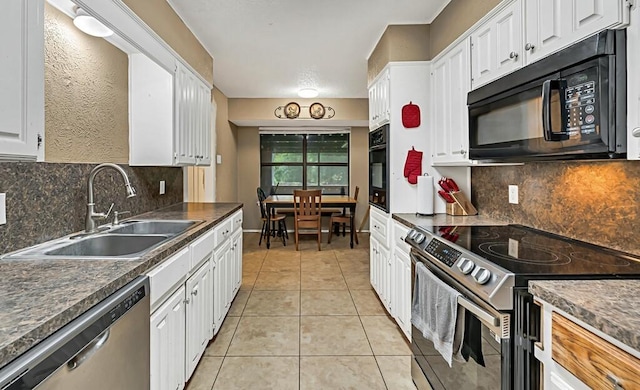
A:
[[260, 132, 349, 195]]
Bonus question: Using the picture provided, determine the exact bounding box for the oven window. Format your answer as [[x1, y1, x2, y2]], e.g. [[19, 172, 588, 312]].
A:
[[369, 150, 386, 189], [260, 132, 350, 195]]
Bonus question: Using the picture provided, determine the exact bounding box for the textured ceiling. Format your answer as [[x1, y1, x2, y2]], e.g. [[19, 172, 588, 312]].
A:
[[167, 0, 450, 98]]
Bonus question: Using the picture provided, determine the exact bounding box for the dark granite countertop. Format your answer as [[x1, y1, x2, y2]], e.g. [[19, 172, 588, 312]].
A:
[[0, 202, 242, 368], [392, 213, 508, 230], [529, 280, 640, 353]]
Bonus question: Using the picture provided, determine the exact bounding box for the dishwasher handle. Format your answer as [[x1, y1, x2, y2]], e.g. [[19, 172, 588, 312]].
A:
[[67, 329, 111, 370]]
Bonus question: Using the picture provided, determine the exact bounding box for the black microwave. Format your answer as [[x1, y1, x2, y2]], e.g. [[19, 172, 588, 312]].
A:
[[468, 29, 626, 162]]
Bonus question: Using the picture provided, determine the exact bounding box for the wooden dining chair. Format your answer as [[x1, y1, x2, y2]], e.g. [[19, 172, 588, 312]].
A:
[[257, 187, 287, 246], [328, 186, 359, 247], [293, 189, 322, 251]]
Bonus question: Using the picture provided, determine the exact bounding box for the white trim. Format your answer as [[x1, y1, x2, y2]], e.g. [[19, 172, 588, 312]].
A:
[[259, 126, 351, 134]]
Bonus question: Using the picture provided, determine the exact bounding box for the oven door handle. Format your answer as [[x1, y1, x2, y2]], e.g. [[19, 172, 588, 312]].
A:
[[458, 296, 499, 328]]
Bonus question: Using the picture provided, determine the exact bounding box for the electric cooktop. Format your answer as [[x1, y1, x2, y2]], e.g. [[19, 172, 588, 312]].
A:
[[426, 224, 640, 279]]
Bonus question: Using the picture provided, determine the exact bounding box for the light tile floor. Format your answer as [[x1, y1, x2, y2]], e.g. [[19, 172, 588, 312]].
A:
[[186, 232, 416, 390]]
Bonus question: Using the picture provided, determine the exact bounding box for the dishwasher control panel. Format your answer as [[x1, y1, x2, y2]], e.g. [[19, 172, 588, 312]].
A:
[[107, 285, 146, 324]]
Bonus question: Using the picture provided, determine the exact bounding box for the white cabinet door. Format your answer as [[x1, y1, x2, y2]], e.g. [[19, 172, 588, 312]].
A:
[[524, 0, 568, 63], [150, 286, 186, 390], [431, 59, 449, 162], [432, 38, 472, 165], [185, 260, 212, 380], [471, 1, 523, 88], [370, 238, 378, 290], [0, 0, 44, 161], [213, 239, 231, 334], [231, 228, 243, 295], [196, 83, 212, 166], [392, 249, 412, 340], [380, 244, 391, 312], [174, 64, 196, 166], [571, 0, 622, 38], [447, 39, 471, 162], [368, 68, 390, 130]]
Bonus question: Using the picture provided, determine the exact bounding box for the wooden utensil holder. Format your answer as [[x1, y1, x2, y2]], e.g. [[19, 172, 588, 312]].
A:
[[445, 191, 478, 216]]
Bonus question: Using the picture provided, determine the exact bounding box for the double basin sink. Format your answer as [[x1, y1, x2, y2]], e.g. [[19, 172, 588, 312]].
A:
[[3, 220, 202, 260]]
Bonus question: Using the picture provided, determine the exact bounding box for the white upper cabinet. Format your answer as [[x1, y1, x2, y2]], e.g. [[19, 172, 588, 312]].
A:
[[368, 68, 390, 130], [0, 0, 44, 161], [471, 1, 523, 88], [432, 38, 472, 165], [523, 0, 568, 63], [129, 56, 211, 166], [472, 0, 630, 89]]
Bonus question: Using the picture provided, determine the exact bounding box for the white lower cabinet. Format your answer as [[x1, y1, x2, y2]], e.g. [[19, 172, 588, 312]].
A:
[[148, 209, 243, 390], [369, 208, 392, 314], [391, 221, 412, 340], [185, 260, 212, 380], [213, 239, 231, 333], [150, 286, 186, 390]]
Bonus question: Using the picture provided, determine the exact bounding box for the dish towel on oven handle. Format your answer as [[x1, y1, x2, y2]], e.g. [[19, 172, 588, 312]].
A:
[[411, 261, 465, 367]]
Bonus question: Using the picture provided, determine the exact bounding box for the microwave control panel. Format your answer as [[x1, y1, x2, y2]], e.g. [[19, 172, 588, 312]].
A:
[[565, 79, 598, 137]]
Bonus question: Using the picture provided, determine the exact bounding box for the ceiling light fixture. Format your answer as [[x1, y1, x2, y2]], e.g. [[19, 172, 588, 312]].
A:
[[298, 88, 319, 98], [73, 8, 113, 38]]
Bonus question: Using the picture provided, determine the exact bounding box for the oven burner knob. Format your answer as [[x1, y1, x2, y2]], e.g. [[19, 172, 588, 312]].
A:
[[471, 267, 491, 285], [414, 233, 426, 244], [407, 230, 417, 240], [457, 258, 475, 275]]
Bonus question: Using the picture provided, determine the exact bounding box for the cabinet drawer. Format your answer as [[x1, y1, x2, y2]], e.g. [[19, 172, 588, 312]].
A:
[[370, 210, 388, 245], [552, 312, 640, 389], [190, 228, 215, 270], [214, 218, 233, 247], [231, 210, 243, 232], [393, 222, 410, 254], [147, 247, 190, 312]]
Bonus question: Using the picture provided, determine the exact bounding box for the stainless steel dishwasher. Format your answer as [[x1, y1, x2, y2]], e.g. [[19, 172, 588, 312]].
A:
[[0, 276, 150, 390]]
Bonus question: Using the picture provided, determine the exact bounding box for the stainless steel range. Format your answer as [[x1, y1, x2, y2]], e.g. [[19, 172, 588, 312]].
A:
[[406, 224, 640, 390]]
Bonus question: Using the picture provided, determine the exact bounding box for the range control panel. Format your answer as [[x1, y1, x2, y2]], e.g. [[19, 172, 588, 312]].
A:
[[425, 238, 461, 267]]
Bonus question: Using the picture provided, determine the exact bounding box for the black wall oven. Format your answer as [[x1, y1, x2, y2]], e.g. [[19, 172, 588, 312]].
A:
[[468, 29, 626, 161], [369, 124, 389, 212]]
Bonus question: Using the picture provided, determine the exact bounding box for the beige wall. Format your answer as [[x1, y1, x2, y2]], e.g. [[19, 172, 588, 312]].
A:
[[122, 0, 213, 84], [238, 126, 370, 233], [43, 0, 215, 166], [44, 3, 128, 163], [213, 87, 239, 201], [429, 0, 501, 58], [367, 25, 430, 83], [228, 98, 368, 123]]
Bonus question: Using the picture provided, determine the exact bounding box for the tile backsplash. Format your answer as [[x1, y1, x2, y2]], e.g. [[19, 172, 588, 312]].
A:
[[472, 160, 640, 256], [0, 162, 183, 255]]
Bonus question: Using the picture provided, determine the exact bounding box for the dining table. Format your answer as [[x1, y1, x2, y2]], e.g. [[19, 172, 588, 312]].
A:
[[264, 194, 358, 249]]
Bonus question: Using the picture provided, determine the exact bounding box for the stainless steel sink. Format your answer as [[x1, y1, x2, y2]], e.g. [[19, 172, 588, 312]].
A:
[[108, 220, 199, 235], [45, 234, 170, 257], [1, 219, 203, 261]]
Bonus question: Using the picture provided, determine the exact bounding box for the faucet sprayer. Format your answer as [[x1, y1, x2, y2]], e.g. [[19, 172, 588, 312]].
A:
[[85, 163, 137, 232]]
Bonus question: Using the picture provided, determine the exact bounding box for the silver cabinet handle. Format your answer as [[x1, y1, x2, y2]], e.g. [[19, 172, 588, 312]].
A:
[[191, 287, 198, 296], [509, 51, 518, 60], [184, 298, 190, 304], [606, 374, 624, 390], [67, 329, 110, 370], [632, 127, 640, 137], [524, 43, 535, 51]]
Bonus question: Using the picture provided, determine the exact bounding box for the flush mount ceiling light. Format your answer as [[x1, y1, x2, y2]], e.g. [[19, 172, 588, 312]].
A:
[[73, 8, 113, 38], [298, 88, 319, 98]]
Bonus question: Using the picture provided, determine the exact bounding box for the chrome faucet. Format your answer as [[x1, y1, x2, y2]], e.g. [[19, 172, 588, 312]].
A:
[[85, 163, 136, 232]]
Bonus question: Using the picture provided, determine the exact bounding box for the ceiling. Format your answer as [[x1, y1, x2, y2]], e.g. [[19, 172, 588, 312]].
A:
[[167, 0, 451, 99]]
